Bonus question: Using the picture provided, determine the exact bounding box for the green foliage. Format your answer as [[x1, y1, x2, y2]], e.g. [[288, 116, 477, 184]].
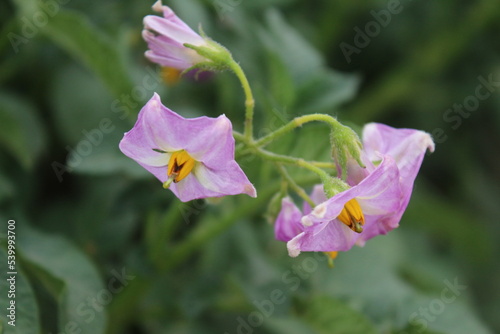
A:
[[17, 224, 107, 334], [0, 92, 46, 169], [0, 249, 40, 334], [299, 296, 378, 334], [1, 0, 499, 333], [41, 9, 135, 99]]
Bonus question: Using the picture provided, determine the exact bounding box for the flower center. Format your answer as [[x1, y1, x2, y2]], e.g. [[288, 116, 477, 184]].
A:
[[163, 150, 196, 189], [161, 67, 182, 85], [337, 198, 365, 233], [324, 251, 339, 268]]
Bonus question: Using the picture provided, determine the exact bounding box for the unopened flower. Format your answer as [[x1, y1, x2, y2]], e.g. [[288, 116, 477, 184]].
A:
[[142, 1, 232, 72], [275, 123, 434, 257], [119, 93, 256, 202], [329, 123, 364, 180]]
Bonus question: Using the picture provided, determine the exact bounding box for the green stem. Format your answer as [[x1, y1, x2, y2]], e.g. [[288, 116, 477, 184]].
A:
[[255, 113, 341, 148], [234, 129, 335, 181], [253, 148, 332, 183], [158, 175, 316, 272], [228, 60, 255, 141], [234, 144, 336, 171], [275, 164, 315, 207]]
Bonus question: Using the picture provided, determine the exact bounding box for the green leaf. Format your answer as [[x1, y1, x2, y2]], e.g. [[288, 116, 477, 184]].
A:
[[10, 0, 38, 17], [67, 133, 148, 177], [311, 231, 493, 334], [265, 51, 296, 110], [405, 182, 493, 265], [297, 70, 360, 114], [0, 92, 46, 169], [257, 8, 359, 113], [0, 170, 15, 203], [258, 9, 323, 85], [17, 224, 107, 334], [0, 249, 40, 334], [12, 0, 135, 100], [299, 296, 378, 334], [49, 64, 147, 177], [50, 64, 116, 145], [42, 9, 135, 99], [264, 317, 317, 334]]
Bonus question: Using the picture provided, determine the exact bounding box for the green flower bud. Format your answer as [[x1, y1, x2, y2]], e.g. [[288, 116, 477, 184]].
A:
[[322, 176, 350, 198], [183, 26, 234, 73], [330, 124, 365, 180]]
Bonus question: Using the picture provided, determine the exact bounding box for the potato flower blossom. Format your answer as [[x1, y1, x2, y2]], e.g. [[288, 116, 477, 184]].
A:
[[119, 93, 256, 202], [275, 123, 435, 257], [142, 1, 229, 72]]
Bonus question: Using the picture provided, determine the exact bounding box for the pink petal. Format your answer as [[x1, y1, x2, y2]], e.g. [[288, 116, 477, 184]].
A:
[[144, 15, 204, 47], [275, 198, 305, 242], [169, 162, 256, 202]]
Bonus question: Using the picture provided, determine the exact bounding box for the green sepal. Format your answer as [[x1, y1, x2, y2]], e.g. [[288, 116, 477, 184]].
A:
[[322, 176, 350, 198], [329, 123, 365, 180], [183, 28, 233, 73]]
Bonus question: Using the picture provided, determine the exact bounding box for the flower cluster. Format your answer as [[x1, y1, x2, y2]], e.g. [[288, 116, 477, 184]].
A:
[[275, 123, 435, 257], [119, 1, 435, 261]]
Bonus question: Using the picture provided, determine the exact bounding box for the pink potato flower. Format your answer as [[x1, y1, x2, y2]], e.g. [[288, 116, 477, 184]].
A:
[[142, 1, 221, 71], [275, 123, 435, 257], [119, 93, 256, 202]]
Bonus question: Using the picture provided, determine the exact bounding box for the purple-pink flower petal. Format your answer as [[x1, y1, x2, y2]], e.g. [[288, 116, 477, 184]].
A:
[[119, 93, 256, 202], [275, 123, 435, 257], [290, 156, 401, 255], [275, 198, 304, 242], [362, 123, 435, 210], [142, 2, 208, 70]]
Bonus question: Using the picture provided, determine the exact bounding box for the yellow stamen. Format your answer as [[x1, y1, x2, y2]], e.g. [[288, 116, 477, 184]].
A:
[[337, 198, 365, 233], [166, 150, 196, 184], [325, 251, 338, 260], [324, 251, 339, 268], [161, 67, 182, 85]]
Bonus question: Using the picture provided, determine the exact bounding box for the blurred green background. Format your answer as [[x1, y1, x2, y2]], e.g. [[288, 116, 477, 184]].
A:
[[1, 0, 499, 333]]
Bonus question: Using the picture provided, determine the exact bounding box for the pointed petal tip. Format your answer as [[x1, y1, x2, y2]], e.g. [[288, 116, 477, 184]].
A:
[[216, 114, 232, 131], [151, 92, 161, 101], [145, 93, 164, 112], [287, 235, 303, 257], [244, 184, 257, 198], [301, 216, 313, 227], [152, 0, 163, 12], [425, 133, 436, 153]]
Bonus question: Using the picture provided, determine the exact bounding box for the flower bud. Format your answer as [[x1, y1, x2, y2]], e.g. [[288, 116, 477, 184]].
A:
[[321, 176, 350, 198], [143, 1, 234, 74], [330, 124, 365, 180]]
